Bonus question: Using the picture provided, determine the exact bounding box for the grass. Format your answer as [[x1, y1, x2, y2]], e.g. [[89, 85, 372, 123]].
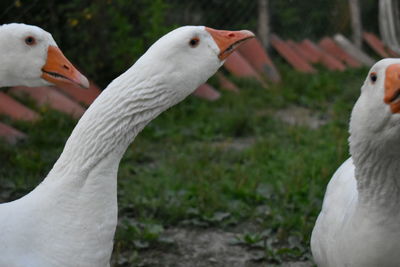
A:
[[0, 65, 367, 265]]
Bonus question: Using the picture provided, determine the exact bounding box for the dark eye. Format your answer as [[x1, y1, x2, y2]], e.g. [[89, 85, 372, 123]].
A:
[[189, 37, 200, 48], [25, 36, 36, 46], [370, 72, 377, 83]]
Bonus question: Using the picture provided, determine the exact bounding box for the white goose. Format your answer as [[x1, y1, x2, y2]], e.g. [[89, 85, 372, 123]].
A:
[[0, 23, 89, 88], [0, 26, 254, 266], [311, 58, 400, 266]]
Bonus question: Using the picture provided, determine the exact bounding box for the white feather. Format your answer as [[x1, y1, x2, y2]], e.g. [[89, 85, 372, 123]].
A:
[[312, 58, 400, 266]]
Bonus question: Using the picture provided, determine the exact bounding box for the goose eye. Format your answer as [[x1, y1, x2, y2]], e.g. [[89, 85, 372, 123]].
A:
[[25, 36, 36, 46], [189, 37, 200, 48], [370, 72, 377, 83]]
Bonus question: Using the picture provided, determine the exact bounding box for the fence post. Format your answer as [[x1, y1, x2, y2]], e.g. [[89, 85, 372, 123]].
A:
[[349, 0, 362, 48], [379, 0, 400, 54], [257, 0, 270, 49]]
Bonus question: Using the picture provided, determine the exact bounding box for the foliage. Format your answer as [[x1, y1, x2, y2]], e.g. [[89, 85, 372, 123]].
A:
[[1, 0, 380, 87], [269, 0, 379, 40], [0, 0, 172, 87], [164, 0, 257, 30]]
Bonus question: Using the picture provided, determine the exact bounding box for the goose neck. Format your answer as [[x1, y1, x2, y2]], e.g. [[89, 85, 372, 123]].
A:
[[351, 140, 400, 214], [48, 69, 174, 179]]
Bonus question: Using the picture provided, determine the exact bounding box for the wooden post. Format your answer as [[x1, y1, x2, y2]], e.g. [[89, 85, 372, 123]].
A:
[[257, 0, 270, 49], [349, 0, 362, 48], [379, 0, 400, 54]]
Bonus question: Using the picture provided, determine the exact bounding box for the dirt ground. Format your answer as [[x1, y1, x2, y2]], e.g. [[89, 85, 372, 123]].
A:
[[274, 106, 328, 130], [135, 228, 313, 267]]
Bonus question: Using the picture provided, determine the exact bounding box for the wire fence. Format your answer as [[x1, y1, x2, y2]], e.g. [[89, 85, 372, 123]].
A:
[[163, 1, 258, 31]]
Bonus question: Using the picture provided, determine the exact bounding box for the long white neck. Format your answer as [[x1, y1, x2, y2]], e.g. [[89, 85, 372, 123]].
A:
[[350, 137, 400, 215], [47, 64, 181, 182], [18, 60, 190, 265]]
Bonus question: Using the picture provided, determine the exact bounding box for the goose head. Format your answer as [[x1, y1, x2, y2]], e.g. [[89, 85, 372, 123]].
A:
[[350, 58, 400, 154], [129, 26, 255, 103], [0, 23, 89, 88]]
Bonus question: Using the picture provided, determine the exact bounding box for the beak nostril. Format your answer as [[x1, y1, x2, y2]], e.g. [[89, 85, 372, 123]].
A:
[[228, 33, 235, 38], [63, 65, 70, 70]]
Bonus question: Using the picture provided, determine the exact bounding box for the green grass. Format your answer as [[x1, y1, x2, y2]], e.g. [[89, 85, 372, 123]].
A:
[[0, 66, 367, 265]]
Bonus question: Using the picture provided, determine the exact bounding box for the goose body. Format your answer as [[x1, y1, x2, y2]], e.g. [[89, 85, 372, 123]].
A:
[[0, 23, 88, 88], [0, 26, 254, 266], [311, 59, 400, 266]]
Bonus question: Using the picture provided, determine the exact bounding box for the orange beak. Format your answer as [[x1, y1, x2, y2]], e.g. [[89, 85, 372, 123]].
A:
[[205, 27, 255, 60], [41, 46, 89, 89], [384, 63, 400, 113]]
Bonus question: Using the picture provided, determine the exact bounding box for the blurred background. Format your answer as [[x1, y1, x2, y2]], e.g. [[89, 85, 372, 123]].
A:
[[0, 0, 379, 87]]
